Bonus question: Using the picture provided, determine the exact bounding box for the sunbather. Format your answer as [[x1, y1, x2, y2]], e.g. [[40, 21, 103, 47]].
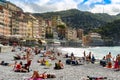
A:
[[54, 60, 64, 69], [0, 61, 10, 66], [30, 71, 56, 79]]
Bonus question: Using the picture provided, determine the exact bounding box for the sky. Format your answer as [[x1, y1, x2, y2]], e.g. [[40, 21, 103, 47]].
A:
[[6, 0, 120, 15]]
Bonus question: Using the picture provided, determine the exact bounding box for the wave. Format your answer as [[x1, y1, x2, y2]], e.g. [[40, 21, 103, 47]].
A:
[[56, 46, 120, 59]]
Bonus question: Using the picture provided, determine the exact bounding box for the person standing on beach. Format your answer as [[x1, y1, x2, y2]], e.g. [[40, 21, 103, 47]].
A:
[[106, 52, 113, 68], [113, 55, 119, 69], [83, 51, 86, 62], [106, 52, 112, 63], [88, 52, 92, 63], [91, 54, 96, 64], [116, 54, 120, 70]]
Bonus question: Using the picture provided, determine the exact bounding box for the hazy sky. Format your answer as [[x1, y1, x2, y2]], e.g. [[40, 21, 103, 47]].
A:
[[7, 0, 120, 15]]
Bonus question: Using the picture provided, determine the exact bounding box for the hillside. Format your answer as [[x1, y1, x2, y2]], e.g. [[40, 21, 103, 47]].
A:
[[33, 9, 120, 33], [94, 19, 120, 45]]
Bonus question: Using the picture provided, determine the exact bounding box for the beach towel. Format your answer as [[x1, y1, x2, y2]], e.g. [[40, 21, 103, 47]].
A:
[[45, 61, 51, 67], [44, 60, 52, 69], [87, 76, 107, 80], [28, 78, 42, 80]]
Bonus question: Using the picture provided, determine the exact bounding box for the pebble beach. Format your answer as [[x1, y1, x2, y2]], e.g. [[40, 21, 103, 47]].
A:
[[0, 47, 120, 80]]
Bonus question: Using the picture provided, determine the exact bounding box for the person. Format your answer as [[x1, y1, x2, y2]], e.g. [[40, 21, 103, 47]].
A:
[[30, 71, 56, 79], [88, 52, 92, 62], [49, 55, 56, 60], [14, 61, 22, 72], [71, 52, 74, 57], [57, 52, 60, 56], [83, 51, 86, 62], [24, 59, 32, 72], [64, 53, 69, 58], [87, 76, 107, 80], [54, 60, 64, 69], [14, 61, 28, 72], [26, 51, 30, 61], [116, 54, 120, 70], [37, 58, 46, 65], [100, 56, 107, 67], [34, 47, 39, 55], [71, 57, 78, 65], [86, 55, 90, 64], [31, 71, 40, 78], [58, 60, 64, 69], [0, 61, 10, 66], [106, 52, 112, 63], [91, 54, 96, 64], [13, 61, 17, 70], [14, 54, 21, 60], [31, 71, 46, 79], [113, 55, 119, 69]]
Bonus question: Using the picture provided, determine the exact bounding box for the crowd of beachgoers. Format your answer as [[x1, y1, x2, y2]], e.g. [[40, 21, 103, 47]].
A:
[[0, 45, 120, 80]]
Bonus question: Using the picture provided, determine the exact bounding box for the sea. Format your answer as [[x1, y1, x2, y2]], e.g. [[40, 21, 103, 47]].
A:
[[57, 46, 120, 59]]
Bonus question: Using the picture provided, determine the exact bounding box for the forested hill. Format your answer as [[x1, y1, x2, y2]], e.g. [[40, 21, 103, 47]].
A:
[[93, 19, 120, 45], [33, 9, 120, 32]]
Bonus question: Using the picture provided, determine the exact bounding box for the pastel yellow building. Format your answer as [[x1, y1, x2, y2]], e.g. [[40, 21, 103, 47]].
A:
[[27, 19, 33, 38], [0, 5, 11, 36], [66, 28, 77, 41]]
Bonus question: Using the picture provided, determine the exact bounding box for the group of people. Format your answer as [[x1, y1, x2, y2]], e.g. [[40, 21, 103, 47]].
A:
[[100, 52, 120, 71], [66, 53, 83, 65], [14, 59, 32, 72], [65, 51, 96, 66], [100, 52, 112, 68], [83, 51, 96, 64]]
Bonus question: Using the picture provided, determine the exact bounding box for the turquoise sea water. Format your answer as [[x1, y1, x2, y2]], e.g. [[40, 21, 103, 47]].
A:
[[57, 46, 120, 59]]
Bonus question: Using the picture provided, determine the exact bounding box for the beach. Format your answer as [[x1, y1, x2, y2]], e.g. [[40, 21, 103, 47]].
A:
[[0, 47, 120, 80]]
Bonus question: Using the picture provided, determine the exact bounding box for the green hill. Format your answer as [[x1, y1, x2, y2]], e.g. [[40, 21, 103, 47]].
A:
[[94, 19, 120, 45], [33, 9, 119, 33]]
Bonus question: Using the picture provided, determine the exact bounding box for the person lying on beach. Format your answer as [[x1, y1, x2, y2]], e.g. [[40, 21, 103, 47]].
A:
[[14, 61, 29, 72], [49, 55, 56, 60], [30, 71, 56, 79], [13, 54, 21, 60], [14, 54, 27, 60], [87, 76, 107, 80], [0, 61, 11, 66], [42, 51, 52, 57], [37, 58, 46, 65], [54, 60, 64, 69]]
